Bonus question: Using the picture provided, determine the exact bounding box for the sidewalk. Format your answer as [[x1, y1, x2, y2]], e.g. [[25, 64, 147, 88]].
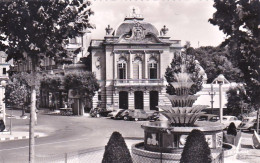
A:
[[0, 131, 46, 141]]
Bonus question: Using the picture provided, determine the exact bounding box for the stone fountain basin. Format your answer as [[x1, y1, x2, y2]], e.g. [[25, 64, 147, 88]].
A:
[[141, 121, 224, 132], [141, 121, 224, 153]]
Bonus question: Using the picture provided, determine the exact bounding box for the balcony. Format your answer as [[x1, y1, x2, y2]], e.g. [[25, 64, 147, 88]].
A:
[[114, 79, 164, 86]]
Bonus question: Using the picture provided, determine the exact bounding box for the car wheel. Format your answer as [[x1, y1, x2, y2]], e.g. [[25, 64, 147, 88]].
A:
[[248, 127, 252, 132], [124, 116, 129, 121]]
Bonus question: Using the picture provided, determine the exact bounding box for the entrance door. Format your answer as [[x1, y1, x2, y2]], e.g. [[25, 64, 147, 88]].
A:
[[150, 91, 158, 111], [134, 91, 144, 109], [119, 91, 128, 109]]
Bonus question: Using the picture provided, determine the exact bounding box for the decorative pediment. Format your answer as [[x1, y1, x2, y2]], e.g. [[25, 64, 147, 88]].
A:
[[117, 22, 163, 44]]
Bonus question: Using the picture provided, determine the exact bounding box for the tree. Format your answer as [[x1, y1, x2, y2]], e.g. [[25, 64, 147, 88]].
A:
[[64, 71, 99, 105], [226, 85, 249, 117], [5, 78, 29, 116], [165, 50, 203, 95], [41, 75, 62, 110], [209, 0, 260, 108], [0, 1, 94, 162], [193, 46, 242, 83], [180, 129, 212, 163], [6, 72, 42, 116], [102, 131, 133, 163]]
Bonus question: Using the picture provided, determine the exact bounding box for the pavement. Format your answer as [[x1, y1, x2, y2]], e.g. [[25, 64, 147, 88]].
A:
[[1, 109, 260, 163], [0, 131, 47, 142]]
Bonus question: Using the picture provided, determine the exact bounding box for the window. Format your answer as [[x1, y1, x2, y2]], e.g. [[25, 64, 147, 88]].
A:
[[3, 68, 6, 75], [118, 62, 126, 79], [149, 61, 158, 79], [133, 57, 142, 79]]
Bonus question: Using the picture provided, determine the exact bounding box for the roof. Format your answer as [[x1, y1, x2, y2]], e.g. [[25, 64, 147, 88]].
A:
[[115, 20, 159, 37]]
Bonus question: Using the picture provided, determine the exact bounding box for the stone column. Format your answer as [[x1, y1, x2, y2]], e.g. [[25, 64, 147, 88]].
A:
[[159, 51, 162, 79], [144, 51, 148, 81], [128, 90, 135, 110], [92, 91, 99, 108], [143, 89, 150, 111], [129, 51, 133, 79], [113, 52, 117, 79], [113, 89, 119, 109]]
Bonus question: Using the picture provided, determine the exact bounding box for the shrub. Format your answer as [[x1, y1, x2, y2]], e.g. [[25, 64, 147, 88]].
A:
[[102, 131, 132, 163], [227, 122, 237, 136], [180, 129, 212, 163]]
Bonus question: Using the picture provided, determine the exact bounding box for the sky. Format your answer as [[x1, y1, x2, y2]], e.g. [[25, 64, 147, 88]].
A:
[[89, 0, 226, 47]]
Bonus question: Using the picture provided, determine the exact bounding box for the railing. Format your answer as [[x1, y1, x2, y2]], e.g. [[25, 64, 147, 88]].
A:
[[114, 79, 164, 86]]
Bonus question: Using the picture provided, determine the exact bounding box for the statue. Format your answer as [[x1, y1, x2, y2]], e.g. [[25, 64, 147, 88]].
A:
[[160, 25, 169, 36], [105, 25, 113, 35]]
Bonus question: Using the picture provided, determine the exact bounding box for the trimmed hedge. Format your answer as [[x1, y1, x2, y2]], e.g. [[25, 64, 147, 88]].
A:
[[180, 129, 212, 163], [102, 131, 133, 163]]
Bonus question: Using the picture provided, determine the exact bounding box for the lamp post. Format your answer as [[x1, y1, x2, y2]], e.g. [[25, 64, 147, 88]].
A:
[[208, 84, 216, 114], [0, 80, 7, 124], [236, 90, 243, 117], [216, 74, 225, 124]]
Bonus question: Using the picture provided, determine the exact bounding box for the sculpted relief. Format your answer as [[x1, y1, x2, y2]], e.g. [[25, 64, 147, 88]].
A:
[[118, 22, 160, 44]]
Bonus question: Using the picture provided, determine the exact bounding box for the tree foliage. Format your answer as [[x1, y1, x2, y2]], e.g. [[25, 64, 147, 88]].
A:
[[5, 79, 29, 108], [180, 129, 212, 163], [226, 85, 250, 117], [209, 0, 260, 108], [64, 71, 99, 101], [193, 46, 242, 83], [41, 75, 63, 109], [102, 131, 132, 163], [165, 51, 203, 95], [0, 0, 94, 64]]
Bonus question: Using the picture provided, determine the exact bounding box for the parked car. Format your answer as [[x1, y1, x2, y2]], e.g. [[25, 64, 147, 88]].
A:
[[197, 114, 219, 122], [238, 117, 257, 131], [218, 116, 242, 129], [107, 109, 125, 119], [121, 109, 158, 121]]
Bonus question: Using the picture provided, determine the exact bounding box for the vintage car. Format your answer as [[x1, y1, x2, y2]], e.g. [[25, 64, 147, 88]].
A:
[[238, 117, 257, 131], [197, 114, 219, 122], [218, 116, 242, 129], [107, 109, 125, 119], [120, 109, 159, 121]]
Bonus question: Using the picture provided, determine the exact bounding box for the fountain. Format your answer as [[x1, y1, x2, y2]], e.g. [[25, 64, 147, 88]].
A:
[[132, 63, 224, 162]]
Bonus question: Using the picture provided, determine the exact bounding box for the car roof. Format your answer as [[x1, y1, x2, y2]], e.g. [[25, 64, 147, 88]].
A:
[[223, 116, 235, 118]]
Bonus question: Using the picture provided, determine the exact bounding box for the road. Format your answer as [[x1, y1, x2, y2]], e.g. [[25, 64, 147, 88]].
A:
[[0, 110, 144, 163]]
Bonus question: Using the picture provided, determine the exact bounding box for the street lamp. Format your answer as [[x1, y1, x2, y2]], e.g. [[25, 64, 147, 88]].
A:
[[236, 89, 243, 117], [208, 84, 216, 114], [0, 80, 7, 124], [216, 74, 225, 124]]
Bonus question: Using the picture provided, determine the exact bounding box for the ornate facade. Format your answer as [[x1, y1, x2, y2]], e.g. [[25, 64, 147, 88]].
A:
[[89, 11, 182, 111]]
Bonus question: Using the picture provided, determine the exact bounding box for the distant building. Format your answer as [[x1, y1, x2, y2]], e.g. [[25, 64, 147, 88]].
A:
[[89, 10, 183, 110]]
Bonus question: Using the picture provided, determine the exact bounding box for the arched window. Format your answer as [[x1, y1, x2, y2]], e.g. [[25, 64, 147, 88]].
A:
[[149, 59, 158, 79], [118, 58, 127, 79]]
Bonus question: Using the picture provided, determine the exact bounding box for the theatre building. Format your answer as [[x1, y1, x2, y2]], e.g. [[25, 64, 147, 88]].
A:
[[89, 11, 182, 111]]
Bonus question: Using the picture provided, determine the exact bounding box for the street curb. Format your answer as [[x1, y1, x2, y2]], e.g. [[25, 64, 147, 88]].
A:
[[0, 133, 44, 142]]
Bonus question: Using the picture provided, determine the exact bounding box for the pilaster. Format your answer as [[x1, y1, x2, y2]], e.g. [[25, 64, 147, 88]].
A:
[[129, 51, 133, 79], [143, 90, 150, 111], [128, 91, 135, 110], [144, 51, 148, 79]]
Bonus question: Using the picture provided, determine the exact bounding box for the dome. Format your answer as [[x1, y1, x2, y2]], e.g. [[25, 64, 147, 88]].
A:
[[115, 20, 159, 37]]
